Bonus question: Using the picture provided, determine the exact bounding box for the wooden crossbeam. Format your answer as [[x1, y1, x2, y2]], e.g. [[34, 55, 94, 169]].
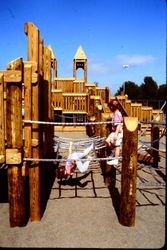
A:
[[0, 70, 22, 82]]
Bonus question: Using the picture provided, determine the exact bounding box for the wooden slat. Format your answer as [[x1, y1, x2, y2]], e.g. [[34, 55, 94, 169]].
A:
[[25, 21, 41, 222], [23, 63, 32, 159], [6, 61, 26, 226], [0, 74, 5, 163], [0, 70, 22, 82], [6, 57, 23, 70]]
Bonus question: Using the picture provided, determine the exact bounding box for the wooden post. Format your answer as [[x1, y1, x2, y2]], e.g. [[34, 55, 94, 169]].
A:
[[119, 117, 138, 227], [43, 46, 52, 156], [23, 63, 32, 163], [6, 62, 26, 227], [151, 120, 159, 168], [0, 73, 7, 203], [104, 163, 116, 189], [25, 22, 41, 221], [0, 74, 5, 164], [44, 46, 52, 120]]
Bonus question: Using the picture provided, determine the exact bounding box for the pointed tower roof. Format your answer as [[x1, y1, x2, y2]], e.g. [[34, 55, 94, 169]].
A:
[[74, 46, 87, 60], [47, 44, 55, 59]]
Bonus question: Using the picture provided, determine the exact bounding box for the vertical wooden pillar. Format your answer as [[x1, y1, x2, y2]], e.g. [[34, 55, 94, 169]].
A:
[[0, 74, 7, 203], [38, 37, 44, 156], [43, 46, 52, 155], [151, 121, 159, 168], [6, 70, 26, 227], [120, 117, 138, 227], [43, 46, 51, 119], [25, 22, 41, 221], [24, 63, 32, 161], [0, 74, 5, 164]]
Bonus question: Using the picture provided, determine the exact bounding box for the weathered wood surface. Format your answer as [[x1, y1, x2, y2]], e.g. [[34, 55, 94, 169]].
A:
[[25, 21, 41, 221], [0, 74, 5, 163], [6, 59, 26, 226], [119, 117, 138, 227]]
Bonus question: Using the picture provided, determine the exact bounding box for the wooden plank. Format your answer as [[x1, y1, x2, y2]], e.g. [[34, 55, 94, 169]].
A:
[[23, 64, 32, 159], [6, 63, 26, 227], [0, 74, 5, 162], [6, 149, 22, 164], [39, 37, 44, 76], [6, 57, 23, 70], [25, 21, 41, 221], [120, 117, 138, 227], [24, 61, 38, 83], [24, 22, 39, 63], [0, 70, 22, 82], [8, 165, 26, 227], [6, 83, 22, 148], [42, 46, 52, 156], [43, 46, 51, 119]]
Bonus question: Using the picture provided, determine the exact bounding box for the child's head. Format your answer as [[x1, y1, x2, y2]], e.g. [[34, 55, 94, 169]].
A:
[[108, 99, 119, 112], [65, 160, 76, 175]]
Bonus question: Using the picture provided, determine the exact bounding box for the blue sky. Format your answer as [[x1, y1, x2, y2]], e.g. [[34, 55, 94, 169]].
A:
[[0, 0, 166, 95]]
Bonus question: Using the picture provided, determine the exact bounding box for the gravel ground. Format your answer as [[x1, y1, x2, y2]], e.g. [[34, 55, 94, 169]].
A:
[[0, 131, 166, 248]]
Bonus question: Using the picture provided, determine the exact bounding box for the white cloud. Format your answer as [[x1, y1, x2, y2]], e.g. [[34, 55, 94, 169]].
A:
[[115, 54, 156, 66], [89, 60, 119, 74], [89, 54, 156, 75]]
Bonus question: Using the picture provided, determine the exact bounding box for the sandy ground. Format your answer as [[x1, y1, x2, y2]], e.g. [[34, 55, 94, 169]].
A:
[[0, 131, 166, 248]]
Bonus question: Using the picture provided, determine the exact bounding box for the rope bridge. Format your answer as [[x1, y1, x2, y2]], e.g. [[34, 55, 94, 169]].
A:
[[22, 118, 166, 165]]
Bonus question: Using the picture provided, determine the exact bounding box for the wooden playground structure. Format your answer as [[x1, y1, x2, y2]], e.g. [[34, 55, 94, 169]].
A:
[[0, 22, 165, 228]]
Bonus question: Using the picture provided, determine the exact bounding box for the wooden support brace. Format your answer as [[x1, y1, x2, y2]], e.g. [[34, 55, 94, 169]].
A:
[[0, 70, 22, 83], [6, 149, 22, 165]]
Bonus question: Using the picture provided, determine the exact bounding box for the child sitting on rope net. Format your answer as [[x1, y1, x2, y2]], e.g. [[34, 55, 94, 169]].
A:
[[64, 142, 94, 178], [105, 99, 123, 166]]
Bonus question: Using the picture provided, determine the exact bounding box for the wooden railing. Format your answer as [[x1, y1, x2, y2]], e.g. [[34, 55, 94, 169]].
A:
[[85, 83, 96, 96], [96, 87, 110, 103], [116, 95, 165, 123], [54, 78, 86, 93], [63, 93, 88, 113], [52, 91, 89, 113], [52, 90, 63, 109]]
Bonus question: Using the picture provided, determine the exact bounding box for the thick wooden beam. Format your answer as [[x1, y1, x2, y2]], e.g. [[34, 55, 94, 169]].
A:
[[43, 46, 52, 119], [24, 22, 39, 63], [24, 63, 32, 159], [0, 70, 22, 82], [6, 82, 23, 148], [119, 117, 138, 227], [25, 21, 41, 221], [6, 57, 23, 70], [6, 65, 26, 226], [24, 61, 38, 83], [0, 74, 5, 163]]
